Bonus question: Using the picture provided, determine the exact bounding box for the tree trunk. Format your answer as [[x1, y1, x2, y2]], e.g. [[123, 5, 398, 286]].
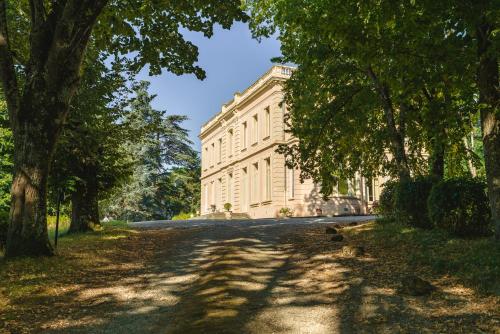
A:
[[5, 115, 55, 257], [0, 0, 107, 257], [69, 165, 99, 233], [477, 21, 500, 240], [366, 67, 411, 180], [429, 140, 445, 180]]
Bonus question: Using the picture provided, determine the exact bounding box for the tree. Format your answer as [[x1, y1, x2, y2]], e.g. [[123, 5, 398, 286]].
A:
[[51, 51, 132, 233], [249, 1, 473, 190], [0, 0, 247, 257], [103, 82, 199, 221]]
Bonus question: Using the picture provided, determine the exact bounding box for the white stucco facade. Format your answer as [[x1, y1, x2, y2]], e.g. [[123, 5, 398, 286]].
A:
[[200, 66, 385, 218]]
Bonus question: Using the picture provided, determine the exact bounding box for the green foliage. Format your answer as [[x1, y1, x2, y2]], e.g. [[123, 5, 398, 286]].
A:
[[50, 51, 133, 213], [279, 207, 293, 217], [376, 180, 398, 217], [103, 82, 200, 221], [428, 178, 491, 237], [172, 212, 193, 220], [0, 98, 12, 213], [247, 0, 483, 196], [394, 177, 434, 229], [354, 219, 500, 295], [224, 203, 232, 212]]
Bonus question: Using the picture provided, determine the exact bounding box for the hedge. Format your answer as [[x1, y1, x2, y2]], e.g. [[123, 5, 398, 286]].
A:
[[428, 177, 491, 237], [394, 176, 434, 228]]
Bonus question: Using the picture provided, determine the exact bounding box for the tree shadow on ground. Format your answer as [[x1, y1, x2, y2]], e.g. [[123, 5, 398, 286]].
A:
[[4, 224, 498, 333]]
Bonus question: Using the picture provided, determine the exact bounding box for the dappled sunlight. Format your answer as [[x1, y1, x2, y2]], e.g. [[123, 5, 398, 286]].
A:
[[3, 222, 498, 333]]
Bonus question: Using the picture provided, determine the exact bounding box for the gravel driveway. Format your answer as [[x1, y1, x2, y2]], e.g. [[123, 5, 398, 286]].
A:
[[123, 216, 376, 334], [40, 215, 496, 334]]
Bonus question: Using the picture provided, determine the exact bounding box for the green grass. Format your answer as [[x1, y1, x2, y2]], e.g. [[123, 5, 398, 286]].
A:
[[0, 220, 131, 300], [47, 215, 71, 240], [172, 212, 195, 220], [347, 218, 500, 295]]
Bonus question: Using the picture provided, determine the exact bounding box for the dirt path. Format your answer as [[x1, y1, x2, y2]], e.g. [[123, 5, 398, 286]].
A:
[[2, 219, 498, 333]]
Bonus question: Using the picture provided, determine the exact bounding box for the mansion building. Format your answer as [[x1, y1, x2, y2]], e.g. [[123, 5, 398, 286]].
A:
[[200, 66, 386, 218]]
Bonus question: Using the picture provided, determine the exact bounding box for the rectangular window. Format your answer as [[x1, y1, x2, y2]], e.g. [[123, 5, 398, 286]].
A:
[[204, 147, 208, 169], [252, 163, 259, 203], [286, 166, 294, 198], [264, 107, 271, 138], [242, 122, 248, 149], [211, 181, 215, 206], [265, 158, 271, 200], [253, 114, 259, 144], [218, 138, 222, 163], [204, 184, 208, 212], [366, 178, 374, 202], [241, 167, 248, 211], [210, 143, 215, 167], [217, 178, 222, 207], [228, 129, 233, 157], [227, 173, 233, 204]]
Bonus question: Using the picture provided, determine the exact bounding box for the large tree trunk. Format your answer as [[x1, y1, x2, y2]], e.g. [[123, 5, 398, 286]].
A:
[[0, 0, 107, 257], [5, 108, 57, 256], [477, 21, 500, 240], [69, 165, 99, 233]]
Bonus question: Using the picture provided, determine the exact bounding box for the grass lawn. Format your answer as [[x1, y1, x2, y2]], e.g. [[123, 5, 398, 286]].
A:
[[343, 218, 500, 295], [0, 220, 137, 330]]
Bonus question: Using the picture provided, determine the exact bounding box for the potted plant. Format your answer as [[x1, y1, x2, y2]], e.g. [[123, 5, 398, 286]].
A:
[[279, 207, 293, 219], [224, 202, 232, 219]]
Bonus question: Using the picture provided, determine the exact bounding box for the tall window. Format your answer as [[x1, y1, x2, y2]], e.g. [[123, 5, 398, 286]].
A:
[[218, 138, 222, 163], [264, 107, 271, 138], [253, 114, 259, 144], [204, 184, 208, 211], [227, 129, 233, 157], [265, 158, 271, 200], [227, 173, 233, 204], [366, 178, 374, 202], [217, 178, 222, 207], [210, 143, 215, 167], [204, 147, 208, 169], [241, 167, 248, 210], [211, 181, 215, 206], [286, 166, 294, 198], [252, 163, 259, 203], [242, 122, 248, 149]]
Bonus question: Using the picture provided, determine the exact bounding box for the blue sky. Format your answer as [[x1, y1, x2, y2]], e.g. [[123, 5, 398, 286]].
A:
[[137, 22, 282, 150]]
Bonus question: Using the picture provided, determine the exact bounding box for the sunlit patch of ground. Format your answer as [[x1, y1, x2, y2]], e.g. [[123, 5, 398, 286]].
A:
[[0, 220, 499, 333]]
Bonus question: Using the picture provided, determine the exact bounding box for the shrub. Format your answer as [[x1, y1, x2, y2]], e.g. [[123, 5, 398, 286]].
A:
[[279, 207, 293, 217], [172, 212, 193, 220], [376, 180, 398, 216], [0, 210, 8, 250], [428, 177, 491, 237], [224, 202, 232, 212], [394, 176, 434, 228]]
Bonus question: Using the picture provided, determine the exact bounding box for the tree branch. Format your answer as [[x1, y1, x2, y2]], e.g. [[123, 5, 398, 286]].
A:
[[0, 0, 20, 121], [29, 0, 46, 28]]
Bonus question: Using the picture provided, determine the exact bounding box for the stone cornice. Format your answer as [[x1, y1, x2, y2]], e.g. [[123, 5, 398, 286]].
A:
[[199, 65, 294, 141]]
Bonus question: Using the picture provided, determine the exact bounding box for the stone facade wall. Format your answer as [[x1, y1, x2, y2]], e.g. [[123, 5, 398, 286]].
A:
[[200, 66, 385, 218]]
